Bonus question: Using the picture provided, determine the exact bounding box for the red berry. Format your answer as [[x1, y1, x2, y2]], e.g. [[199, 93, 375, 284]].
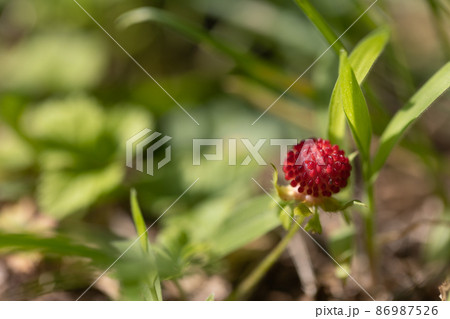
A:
[[283, 138, 351, 198]]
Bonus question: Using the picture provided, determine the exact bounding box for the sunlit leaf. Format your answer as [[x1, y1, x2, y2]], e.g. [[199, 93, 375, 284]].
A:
[[337, 51, 372, 160], [23, 94, 104, 150], [105, 106, 153, 153], [372, 62, 450, 177], [0, 33, 107, 92], [23, 95, 153, 218], [130, 189, 149, 253], [328, 27, 389, 146], [129, 189, 162, 301], [349, 27, 390, 84], [38, 163, 123, 219], [0, 126, 34, 171], [208, 196, 279, 256]]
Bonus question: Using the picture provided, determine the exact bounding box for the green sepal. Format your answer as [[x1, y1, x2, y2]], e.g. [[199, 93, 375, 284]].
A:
[[272, 164, 286, 199], [294, 202, 313, 218], [279, 205, 294, 230], [271, 163, 297, 202], [319, 198, 365, 213], [305, 210, 322, 234]]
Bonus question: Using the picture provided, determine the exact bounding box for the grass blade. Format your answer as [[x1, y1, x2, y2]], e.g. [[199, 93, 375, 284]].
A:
[[293, 0, 345, 54], [0, 233, 115, 266], [372, 62, 450, 177], [328, 27, 389, 146], [117, 7, 314, 98], [337, 51, 372, 160], [130, 188, 149, 253], [130, 188, 162, 301]]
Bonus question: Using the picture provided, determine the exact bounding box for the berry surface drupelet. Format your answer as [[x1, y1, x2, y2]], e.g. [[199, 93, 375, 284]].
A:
[[283, 138, 352, 198]]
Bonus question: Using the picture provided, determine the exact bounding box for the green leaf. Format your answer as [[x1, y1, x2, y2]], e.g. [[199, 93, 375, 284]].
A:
[[329, 225, 355, 279], [191, 0, 324, 56], [294, 202, 313, 217], [153, 231, 208, 280], [23, 94, 104, 149], [0, 126, 34, 171], [129, 189, 162, 301], [105, 106, 153, 153], [293, 0, 344, 54], [130, 189, 149, 253], [25, 95, 152, 218], [372, 62, 450, 177], [117, 7, 314, 99], [0, 233, 116, 266], [347, 151, 359, 163], [337, 51, 372, 160], [305, 211, 322, 234], [162, 194, 279, 259], [0, 32, 107, 92], [208, 196, 279, 256], [328, 27, 389, 146], [271, 164, 286, 200], [426, 214, 450, 262], [348, 27, 390, 84], [320, 198, 365, 213], [206, 293, 215, 301], [279, 205, 293, 230], [38, 163, 123, 219], [0, 232, 161, 300], [328, 80, 348, 147]]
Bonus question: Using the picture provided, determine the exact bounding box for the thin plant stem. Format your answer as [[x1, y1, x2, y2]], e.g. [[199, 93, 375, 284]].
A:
[[363, 164, 378, 285], [173, 278, 187, 301], [229, 219, 302, 300]]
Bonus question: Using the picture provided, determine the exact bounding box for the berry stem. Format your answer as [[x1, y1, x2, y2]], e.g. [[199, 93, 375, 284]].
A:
[[229, 217, 303, 300], [363, 167, 378, 285]]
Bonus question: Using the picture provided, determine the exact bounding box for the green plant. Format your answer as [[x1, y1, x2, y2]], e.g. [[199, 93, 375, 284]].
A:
[[230, 0, 450, 295], [1, 0, 449, 301], [232, 0, 450, 294]]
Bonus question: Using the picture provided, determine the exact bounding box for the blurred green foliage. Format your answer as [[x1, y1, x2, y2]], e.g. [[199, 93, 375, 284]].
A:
[[0, 0, 449, 300]]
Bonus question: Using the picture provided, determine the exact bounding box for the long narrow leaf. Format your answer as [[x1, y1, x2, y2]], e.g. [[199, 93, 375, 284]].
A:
[[372, 62, 450, 177], [293, 0, 345, 54], [328, 28, 390, 146], [130, 188, 149, 253], [338, 51, 372, 160], [0, 233, 115, 266], [349, 27, 390, 83], [130, 189, 162, 301], [117, 7, 314, 98]]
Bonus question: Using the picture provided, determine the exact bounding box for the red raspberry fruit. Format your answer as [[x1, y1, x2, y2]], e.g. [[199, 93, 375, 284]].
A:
[[283, 138, 351, 198]]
